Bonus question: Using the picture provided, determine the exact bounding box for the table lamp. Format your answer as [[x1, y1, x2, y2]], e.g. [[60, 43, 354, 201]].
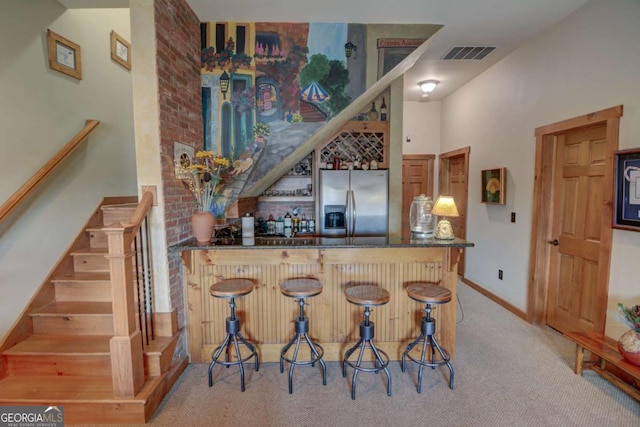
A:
[[432, 196, 459, 240]]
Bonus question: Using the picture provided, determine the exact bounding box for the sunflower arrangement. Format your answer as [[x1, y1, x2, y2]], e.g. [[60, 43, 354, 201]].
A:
[[181, 151, 238, 214]]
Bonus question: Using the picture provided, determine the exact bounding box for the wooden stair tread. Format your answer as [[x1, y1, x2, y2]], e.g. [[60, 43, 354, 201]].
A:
[[4, 335, 111, 355], [31, 301, 112, 316], [69, 247, 108, 256], [103, 202, 138, 209], [51, 271, 111, 282], [143, 336, 176, 354], [0, 375, 162, 403]]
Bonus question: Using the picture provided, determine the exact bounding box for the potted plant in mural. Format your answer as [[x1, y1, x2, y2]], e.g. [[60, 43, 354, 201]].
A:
[[201, 38, 252, 72], [616, 303, 640, 366], [253, 122, 271, 144]]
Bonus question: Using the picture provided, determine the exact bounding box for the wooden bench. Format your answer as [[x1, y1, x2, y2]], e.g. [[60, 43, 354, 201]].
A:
[[565, 331, 640, 402]]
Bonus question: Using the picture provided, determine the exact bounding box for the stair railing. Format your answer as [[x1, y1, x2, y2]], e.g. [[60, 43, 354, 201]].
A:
[[103, 190, 155, 398], [0, 119, 100, 227]]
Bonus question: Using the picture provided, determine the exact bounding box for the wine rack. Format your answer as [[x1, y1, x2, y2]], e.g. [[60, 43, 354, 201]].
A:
[[318, 121, 389, 169]]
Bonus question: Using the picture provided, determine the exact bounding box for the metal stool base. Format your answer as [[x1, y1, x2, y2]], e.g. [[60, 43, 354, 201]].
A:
[[279, 297, 327, 394], [280, 328, 327, 393], [402, 311, 454, 392], [208, 299, 259, 392], [342, 320, 392, 400]]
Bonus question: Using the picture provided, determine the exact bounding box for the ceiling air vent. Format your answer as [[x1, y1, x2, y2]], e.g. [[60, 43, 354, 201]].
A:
[[442, 46, 496, 60]]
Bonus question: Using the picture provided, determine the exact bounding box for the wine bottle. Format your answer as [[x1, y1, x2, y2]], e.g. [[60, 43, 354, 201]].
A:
[[368, 102, 378, 121], [380, 97, 387, 121]]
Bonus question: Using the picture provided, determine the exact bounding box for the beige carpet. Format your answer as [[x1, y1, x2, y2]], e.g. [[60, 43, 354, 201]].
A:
[[112, 282, 640, 426]]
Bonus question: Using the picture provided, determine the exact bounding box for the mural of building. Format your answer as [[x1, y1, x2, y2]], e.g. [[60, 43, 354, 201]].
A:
[[199, 21, 415, 202]]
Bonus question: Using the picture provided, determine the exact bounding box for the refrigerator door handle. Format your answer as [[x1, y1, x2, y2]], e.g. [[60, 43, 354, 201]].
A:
[[350, 190, 356, 237], [345, 190, 351, 237]]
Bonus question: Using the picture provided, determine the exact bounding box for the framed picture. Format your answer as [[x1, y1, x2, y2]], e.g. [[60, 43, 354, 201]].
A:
[[47, 29, 82, 80], [377, 38, 425, 79], [110, 30, 131, 70], [481, 167, 506, 204], [173, 142, 195, 179], [613, 148, 640, 231]]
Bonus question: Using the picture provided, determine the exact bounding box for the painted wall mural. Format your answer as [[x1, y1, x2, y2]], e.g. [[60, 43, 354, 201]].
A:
[[199, 22, 422, 202]]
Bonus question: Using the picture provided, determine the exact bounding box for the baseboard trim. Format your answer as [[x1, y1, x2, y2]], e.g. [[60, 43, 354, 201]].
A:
[[461, 277, 527, 321]]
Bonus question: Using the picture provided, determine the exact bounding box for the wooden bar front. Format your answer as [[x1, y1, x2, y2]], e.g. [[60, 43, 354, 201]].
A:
[[181, 245, 463, 363]]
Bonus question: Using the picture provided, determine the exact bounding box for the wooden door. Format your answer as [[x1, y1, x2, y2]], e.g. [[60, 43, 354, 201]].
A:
[[402, 155, 435, 240], [528, 105, 621, 333], [546, 125, 609, 332], [439, 147, 470, 276]]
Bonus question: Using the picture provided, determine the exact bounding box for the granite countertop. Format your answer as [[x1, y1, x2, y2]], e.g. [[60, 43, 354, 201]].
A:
[[170, 235, 474, 251]]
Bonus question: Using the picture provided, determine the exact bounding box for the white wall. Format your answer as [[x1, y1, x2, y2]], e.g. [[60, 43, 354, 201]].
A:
[[402, 100, 442, 191], [440, 0, 640, 338], [0, 3, 136, 337], [402, 100, 441, 155]]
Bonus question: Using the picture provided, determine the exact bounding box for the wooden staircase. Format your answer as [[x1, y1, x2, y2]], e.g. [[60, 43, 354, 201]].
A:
[[0, 197, 187, 424]]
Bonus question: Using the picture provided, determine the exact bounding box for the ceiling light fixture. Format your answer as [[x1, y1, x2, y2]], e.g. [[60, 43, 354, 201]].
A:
[[419, 80, 439, 94]]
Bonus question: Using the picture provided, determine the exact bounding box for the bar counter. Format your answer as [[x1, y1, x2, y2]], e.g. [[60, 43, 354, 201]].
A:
[[172, 235, 473, 363]]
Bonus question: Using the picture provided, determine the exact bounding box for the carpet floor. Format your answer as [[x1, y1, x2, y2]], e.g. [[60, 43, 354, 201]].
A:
[[103, 281, 640, 426]]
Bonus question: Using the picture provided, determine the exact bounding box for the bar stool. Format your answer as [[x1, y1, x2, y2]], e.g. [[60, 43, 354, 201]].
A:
[[342, 285, 392, 400], [279, 278, 327, 394], [401, 282, 454, 392], [207, 278, 259, 392]]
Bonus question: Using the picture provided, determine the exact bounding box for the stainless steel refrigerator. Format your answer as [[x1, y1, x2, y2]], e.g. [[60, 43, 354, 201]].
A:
[[319, 169, 388, 238]]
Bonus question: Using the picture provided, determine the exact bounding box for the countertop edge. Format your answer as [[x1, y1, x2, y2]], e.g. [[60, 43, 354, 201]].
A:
[[169, 237, 474, 251]]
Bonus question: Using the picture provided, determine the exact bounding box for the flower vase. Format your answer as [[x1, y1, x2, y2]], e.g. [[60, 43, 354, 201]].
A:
[[618, 330, 640, 366], [191, 211, 215, 243]]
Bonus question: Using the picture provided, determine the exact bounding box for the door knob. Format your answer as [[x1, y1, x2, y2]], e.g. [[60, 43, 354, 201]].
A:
[[548, 239, 559, 246]]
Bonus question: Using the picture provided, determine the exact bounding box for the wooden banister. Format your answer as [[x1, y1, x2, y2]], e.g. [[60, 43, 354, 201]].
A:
[[0, 119, 100, 226], [103, 190, 155, 398], [128, 191, 154, 235]]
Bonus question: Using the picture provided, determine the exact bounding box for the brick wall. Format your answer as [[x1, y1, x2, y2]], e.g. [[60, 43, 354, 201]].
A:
[[154, 0, 202, 360]]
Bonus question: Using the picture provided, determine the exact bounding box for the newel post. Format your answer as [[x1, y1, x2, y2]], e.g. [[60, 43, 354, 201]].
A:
[[104, 223, 145, 398]]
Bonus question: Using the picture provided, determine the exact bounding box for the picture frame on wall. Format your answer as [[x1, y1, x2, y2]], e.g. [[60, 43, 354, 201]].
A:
[[47, 29, 82, 80], [377, 38, 425, 79], [481, 167, 506, 204], [613, 148, 640, 231], [110, 30, 131, 70]]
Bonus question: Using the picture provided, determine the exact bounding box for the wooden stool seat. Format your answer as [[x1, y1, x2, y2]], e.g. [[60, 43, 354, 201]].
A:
[[280, 278, 323, 298], [210, 278, 254, 299], [406, 282, 451, 304], [344, 285, 390, 306]]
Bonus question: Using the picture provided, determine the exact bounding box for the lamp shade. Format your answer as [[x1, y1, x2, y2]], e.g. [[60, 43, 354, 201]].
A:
[[432, 196, 459, 217]]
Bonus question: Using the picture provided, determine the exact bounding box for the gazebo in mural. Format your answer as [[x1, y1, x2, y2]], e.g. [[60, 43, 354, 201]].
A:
[[299, 81, 330, 103], [299, 81, 330, 122]]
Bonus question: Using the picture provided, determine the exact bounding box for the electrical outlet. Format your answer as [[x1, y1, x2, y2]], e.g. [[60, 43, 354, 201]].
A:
[[498, 269, 503, 280], [511, 212, 516, 223]]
